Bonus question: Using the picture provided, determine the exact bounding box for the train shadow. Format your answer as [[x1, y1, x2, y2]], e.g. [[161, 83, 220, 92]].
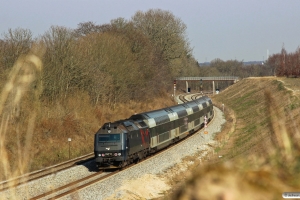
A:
[[75, 157, 100, 172], [75, 157, 120, 172]]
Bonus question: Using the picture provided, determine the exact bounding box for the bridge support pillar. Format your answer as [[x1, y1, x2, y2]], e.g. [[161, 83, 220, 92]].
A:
[[212, 81, 215, 95], [186, 81, 189, 93]]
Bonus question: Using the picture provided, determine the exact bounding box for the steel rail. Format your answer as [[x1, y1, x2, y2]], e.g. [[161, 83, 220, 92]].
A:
[[31, 94, 216, 199], [0, 153, 94, 192]]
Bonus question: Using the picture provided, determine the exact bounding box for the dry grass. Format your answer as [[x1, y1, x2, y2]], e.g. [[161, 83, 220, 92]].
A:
[[0, 49, 176, 183], [0, 46, 43, 199], [157, 77, 300, 200], [1, 95, 176, 179]]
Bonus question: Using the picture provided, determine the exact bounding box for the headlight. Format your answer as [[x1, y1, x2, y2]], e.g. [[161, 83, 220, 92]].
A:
[[118, 153, 121, 156], [114, 153, 117, 156], [98, 154, 101, 157]]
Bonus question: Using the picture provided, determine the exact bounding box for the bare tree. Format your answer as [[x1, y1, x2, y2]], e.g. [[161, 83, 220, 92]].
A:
[[132, 9, 192, 77], [74, 21, 103, 37], [73, 32, 140, 107], [41, 26, 81, 102], [1, 28, 33, 69]]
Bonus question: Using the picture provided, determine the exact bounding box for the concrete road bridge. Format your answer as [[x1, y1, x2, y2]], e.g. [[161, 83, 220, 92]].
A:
[[174, 76, 239, 94]]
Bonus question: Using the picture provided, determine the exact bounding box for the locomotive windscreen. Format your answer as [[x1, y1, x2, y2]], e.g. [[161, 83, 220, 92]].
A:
[[98, 134, 121, 142]]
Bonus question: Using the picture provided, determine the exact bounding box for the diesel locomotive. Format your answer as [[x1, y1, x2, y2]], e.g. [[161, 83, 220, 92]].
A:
[[94, 96, 213, 169]]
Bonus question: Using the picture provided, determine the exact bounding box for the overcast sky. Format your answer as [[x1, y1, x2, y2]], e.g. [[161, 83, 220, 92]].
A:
[[1, 0, 299, 63]]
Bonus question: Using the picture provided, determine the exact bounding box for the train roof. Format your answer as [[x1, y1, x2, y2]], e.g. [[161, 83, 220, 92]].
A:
[[97, 119, 148, 134], [129, 96, 212, 126]]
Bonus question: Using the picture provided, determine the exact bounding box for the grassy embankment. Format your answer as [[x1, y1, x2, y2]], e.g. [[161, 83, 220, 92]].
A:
[[163, 77, 300, 200]]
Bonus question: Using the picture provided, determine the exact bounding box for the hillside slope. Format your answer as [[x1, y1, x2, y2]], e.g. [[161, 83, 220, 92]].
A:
[[169, 77, 300, 200], [214, 77, 300, 160]]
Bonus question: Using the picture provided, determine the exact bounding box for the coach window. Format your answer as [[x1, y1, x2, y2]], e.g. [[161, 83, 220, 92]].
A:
[[158, 124, 162, 133], [174, 120, 178, 128], [151, 128, 157, 136], [171, 121, 175, 129]]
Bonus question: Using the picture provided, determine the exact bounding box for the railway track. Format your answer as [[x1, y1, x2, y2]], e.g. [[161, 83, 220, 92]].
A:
[[178, 92, 204, 102], [0, 153, 94, 192], [1, 94, 216, 199], [29, 170, 116, 199], [28, 94, 216, 199]]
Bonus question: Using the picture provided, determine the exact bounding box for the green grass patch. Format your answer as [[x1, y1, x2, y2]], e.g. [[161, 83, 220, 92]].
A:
[[273, 80, 285, 91], [259, 116, 271, 127], [235, 99, 258, 115], [289, 103, 298, 110], [232, 90, 258, 105], [214, 146, 221, 153], [243, 124, 257, 134], [235, 134, 253, 147]]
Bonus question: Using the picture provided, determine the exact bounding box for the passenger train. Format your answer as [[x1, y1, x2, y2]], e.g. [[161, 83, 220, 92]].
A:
[[94, 96, 214, 169]]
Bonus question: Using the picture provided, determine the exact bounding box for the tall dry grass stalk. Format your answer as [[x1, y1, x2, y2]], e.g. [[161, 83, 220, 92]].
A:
[[265, 91, 294, 164], [0, 45, 44, 198]]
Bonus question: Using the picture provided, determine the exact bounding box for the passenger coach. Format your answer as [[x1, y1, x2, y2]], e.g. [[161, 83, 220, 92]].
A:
[[94, 96, 213, 169]]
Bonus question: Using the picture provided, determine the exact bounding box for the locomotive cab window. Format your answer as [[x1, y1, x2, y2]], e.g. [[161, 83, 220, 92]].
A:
[[98, 134, 120, 142], [138, 121, 147, 127], [126, 125, 135, 131]]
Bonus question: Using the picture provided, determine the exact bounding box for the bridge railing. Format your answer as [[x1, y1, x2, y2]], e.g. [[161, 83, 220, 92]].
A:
[[175, 76, 239, 81]]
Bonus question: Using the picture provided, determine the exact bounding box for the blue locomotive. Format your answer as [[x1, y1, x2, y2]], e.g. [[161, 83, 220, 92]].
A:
[[94, 96, 213, 169]]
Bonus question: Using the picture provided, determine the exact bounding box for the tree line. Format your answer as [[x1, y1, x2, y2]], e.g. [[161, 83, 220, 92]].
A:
[[196, 59, 274, 91], [0, 9, 200, 108], [1, 8, 298, 106], [268, 47, 300, 77], [198, 47, 300, 80], [198, 59, 273, 78]]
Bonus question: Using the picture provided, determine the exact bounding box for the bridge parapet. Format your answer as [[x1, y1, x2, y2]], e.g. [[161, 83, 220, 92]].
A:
[[176, 76, 239, 81]]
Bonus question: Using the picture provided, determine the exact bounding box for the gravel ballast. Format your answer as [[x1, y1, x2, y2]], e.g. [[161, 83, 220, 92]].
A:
[[61, 106, 226, 200], [0, 103, 226, 200]]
